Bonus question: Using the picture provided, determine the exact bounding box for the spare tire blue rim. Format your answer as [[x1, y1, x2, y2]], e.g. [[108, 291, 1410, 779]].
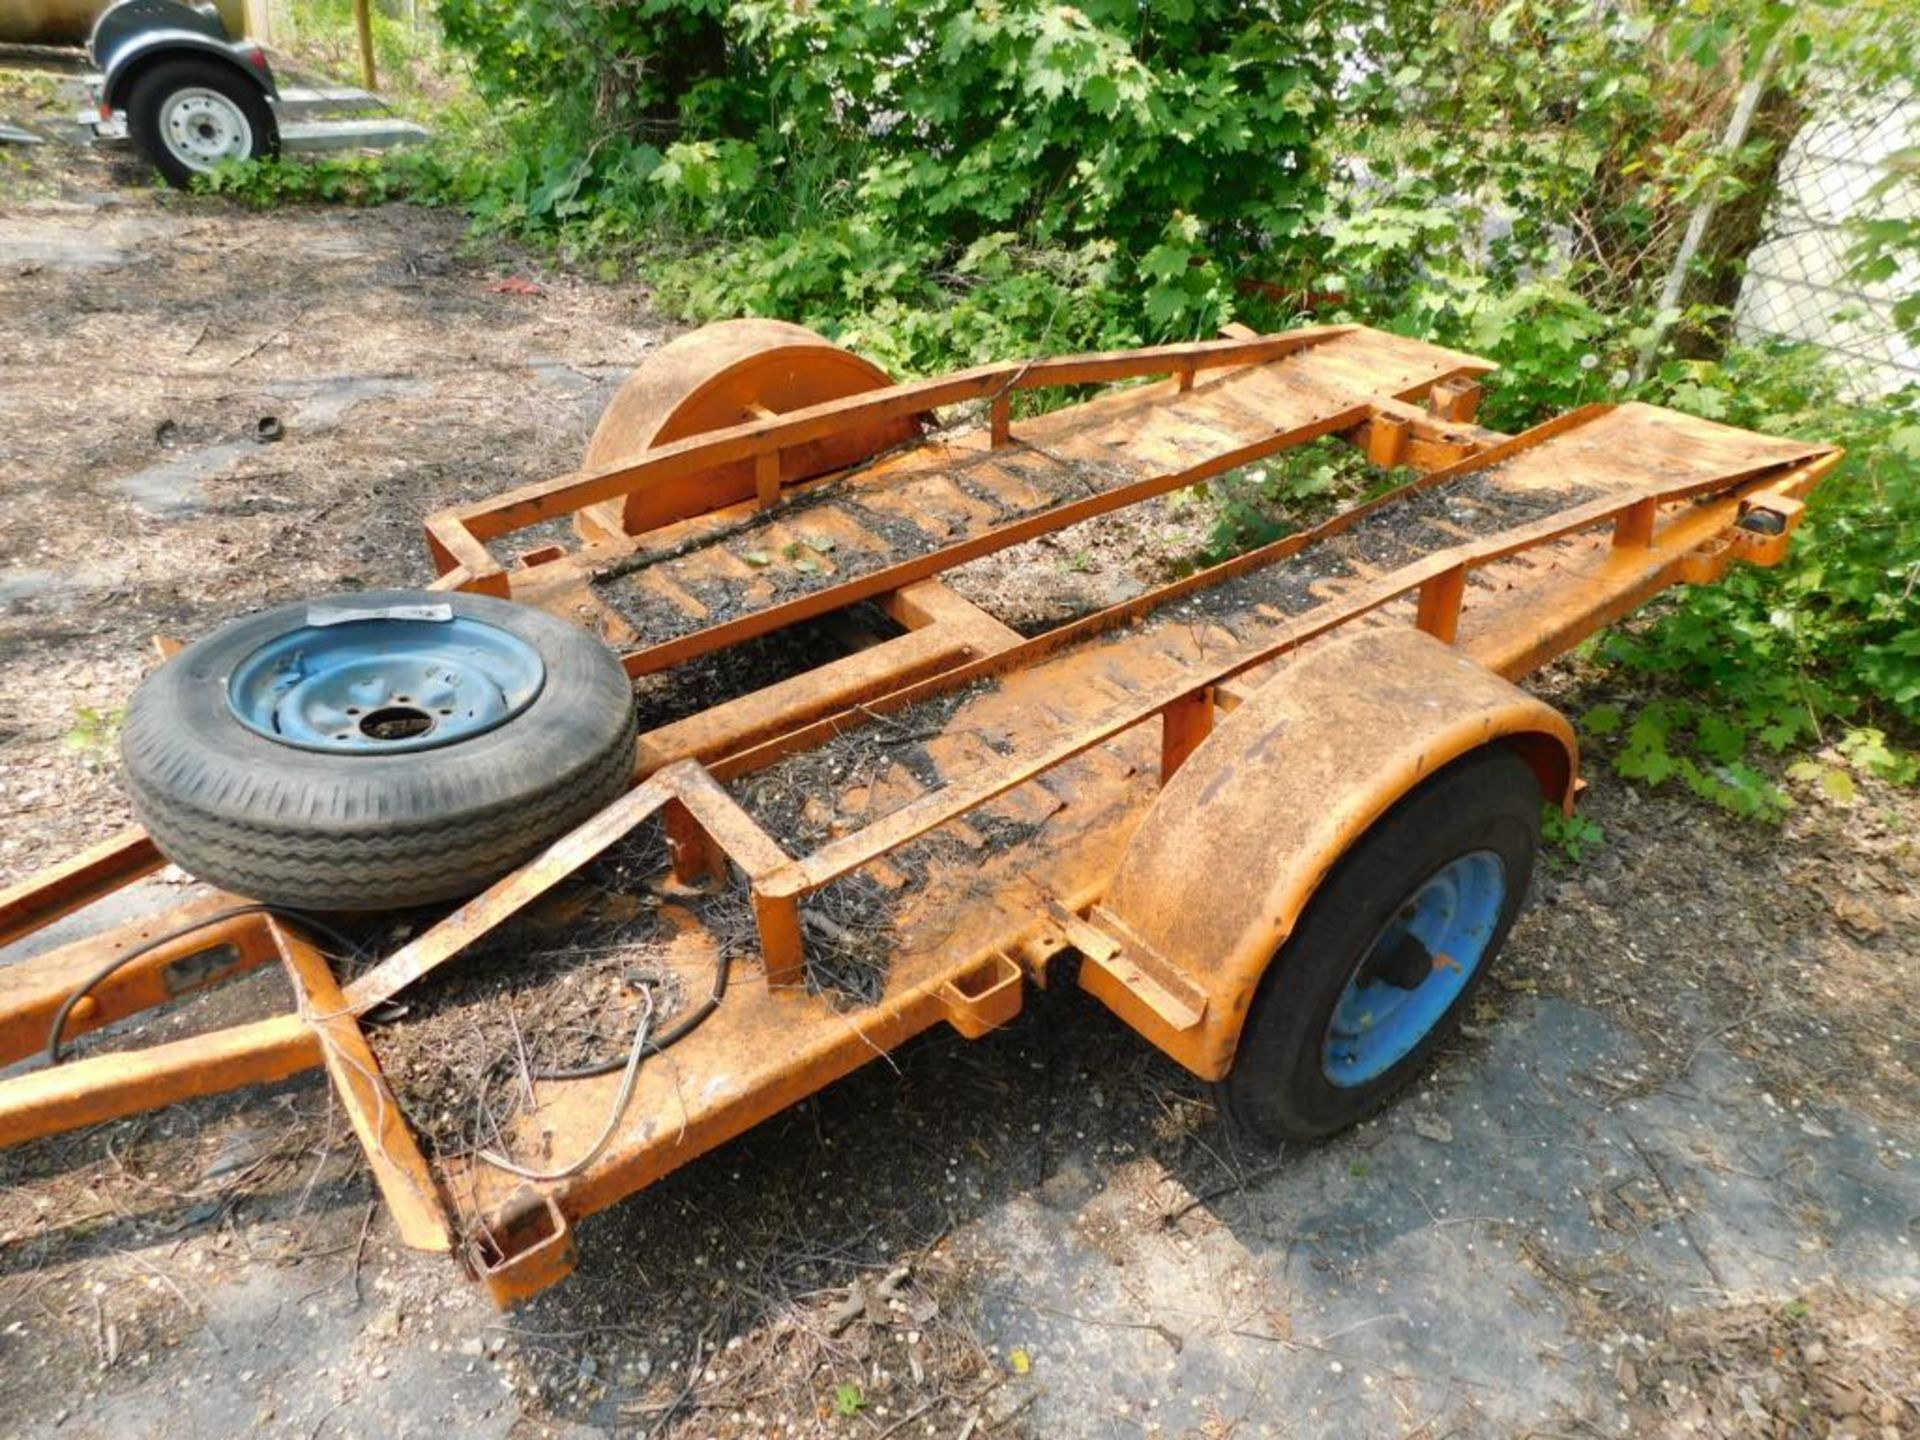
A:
[[226, 611, 546, 755], [1321, 850, 1506, 1088]]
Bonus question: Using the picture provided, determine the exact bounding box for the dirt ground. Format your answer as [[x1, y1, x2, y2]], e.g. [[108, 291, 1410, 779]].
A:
[[2, 104, 1917, 1440]]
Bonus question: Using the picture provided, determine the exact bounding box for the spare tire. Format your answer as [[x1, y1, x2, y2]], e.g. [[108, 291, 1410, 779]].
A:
[[120, 589, 637, 911]]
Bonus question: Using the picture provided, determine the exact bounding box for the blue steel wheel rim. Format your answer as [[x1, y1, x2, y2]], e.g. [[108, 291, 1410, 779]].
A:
[[1321, 850, 1507, 1088], [226, 614, 546, 755]]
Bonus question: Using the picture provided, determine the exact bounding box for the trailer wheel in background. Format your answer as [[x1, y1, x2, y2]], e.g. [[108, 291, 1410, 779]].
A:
[[120, 589, 636, 911], [1217, 746, 1541, 1144], [126, 56, 278, 189]]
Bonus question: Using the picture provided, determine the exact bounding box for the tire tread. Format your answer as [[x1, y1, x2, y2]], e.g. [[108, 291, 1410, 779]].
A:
[[120, 591, 637, 910]]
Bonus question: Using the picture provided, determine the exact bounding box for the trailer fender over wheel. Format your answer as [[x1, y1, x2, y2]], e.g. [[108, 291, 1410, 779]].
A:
[[1088, 628, 1576, 1103], [119, 589, 637, 911], [1217, 746, 1539, 1142], [577, 319, 920, 543]]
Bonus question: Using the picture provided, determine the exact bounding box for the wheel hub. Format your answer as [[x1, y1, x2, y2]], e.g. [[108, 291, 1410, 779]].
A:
[[1357, 929, 1437, 991], [226, 612, 546, 755], [161, 87, 251, 170], [1322, 850, 1506, 1088]]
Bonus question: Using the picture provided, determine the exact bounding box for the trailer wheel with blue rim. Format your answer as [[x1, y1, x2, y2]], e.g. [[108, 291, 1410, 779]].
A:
[[120, 589, 637, 912], [1217, 746, 1540, 1143]]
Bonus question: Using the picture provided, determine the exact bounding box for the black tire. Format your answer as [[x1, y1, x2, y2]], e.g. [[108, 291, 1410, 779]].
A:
[[120, 589, 637, 911], [1216, 746, 1541, 1145], [126, 57, 279, 190]]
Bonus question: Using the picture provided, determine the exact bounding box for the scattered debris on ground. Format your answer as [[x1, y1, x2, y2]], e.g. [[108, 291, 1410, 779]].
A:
[[1608, 1287, 1918, 1437]]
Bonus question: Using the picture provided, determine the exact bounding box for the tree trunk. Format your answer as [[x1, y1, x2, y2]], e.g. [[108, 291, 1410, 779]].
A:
[[1671, 83, 1806, 361]]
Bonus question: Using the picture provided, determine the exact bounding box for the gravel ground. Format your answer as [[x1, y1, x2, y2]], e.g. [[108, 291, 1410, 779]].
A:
[[2, 95, 1916, 1440]]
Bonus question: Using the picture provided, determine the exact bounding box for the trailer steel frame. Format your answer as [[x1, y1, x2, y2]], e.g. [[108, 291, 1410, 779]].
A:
[[0, 323, 1840, 1304]]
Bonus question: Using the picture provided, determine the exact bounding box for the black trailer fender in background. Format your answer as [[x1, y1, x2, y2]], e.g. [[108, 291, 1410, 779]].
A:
[[87, 0, 278, 185], [91, 0, 276, 110]]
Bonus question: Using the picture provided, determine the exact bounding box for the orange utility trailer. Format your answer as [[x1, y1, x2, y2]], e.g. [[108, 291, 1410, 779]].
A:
[[0, 321, 1839, 1304]]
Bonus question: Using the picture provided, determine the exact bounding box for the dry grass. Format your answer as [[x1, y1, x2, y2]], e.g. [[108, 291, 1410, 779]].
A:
[[1615, 1287, 1919, 1437]]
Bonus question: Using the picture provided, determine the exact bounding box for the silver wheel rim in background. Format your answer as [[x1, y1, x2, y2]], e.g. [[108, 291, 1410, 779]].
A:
[[159, 87, 252, 172]]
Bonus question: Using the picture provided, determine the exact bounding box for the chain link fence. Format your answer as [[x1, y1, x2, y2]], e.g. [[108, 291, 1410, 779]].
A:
[[1734, 83, 1919, 397]]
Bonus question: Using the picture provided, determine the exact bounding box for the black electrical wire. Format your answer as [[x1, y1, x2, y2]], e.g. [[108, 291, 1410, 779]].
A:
[[45, 904, 363, 1066], [47, 899, 729, 1082], [530, 947, 733, 1081]]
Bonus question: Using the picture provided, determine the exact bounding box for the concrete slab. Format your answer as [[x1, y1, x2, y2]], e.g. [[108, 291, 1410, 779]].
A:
[[962, 998, 1920, 1436]]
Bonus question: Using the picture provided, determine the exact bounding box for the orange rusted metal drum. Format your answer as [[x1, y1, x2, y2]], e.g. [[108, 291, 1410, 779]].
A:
[[575, 318, 918, 542]]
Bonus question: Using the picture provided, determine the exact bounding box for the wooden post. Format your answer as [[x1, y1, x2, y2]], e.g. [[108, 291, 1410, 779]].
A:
[[1428, 377, 1483, 423], [353, 0, 377, 91], [746, 402, 782, 508], [990, 390, 1012, 449], [754, 449, 782, 509]]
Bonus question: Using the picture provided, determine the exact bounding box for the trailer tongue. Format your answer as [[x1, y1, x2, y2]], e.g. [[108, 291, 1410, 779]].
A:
[[0, 323, 1838, 1304]]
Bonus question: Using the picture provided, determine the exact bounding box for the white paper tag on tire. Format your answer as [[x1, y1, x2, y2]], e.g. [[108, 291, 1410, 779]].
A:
[[306, 602, 454, 627]]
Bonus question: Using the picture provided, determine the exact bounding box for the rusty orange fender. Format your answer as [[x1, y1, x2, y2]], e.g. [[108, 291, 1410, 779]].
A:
[[1086, 627, 1576, 1081]]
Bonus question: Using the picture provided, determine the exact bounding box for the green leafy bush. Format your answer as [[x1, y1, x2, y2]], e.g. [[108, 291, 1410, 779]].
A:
[[1542, 805, 1606, 865], [369, 0, 1345, 370], [1182, 437, 1386, 570]]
